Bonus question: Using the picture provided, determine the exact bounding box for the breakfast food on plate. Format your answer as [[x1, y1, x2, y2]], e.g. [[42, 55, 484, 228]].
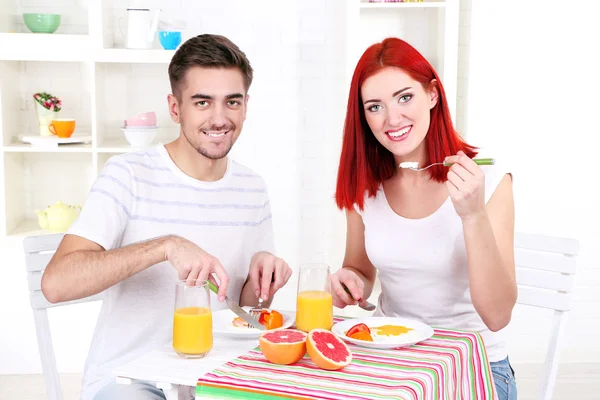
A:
[[345, 322, 413, 341], [371, 325, 413, 336], [259, 329, 307, 365], [348, 331, 374, 341], [345, 323, 373, 341], [307, 329, 352, 370], [232, 309, 284, 330]]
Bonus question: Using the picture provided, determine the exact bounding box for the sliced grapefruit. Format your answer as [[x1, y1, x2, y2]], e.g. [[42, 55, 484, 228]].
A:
[[307, 329, 352, 370], [259, 329, 307, 365]]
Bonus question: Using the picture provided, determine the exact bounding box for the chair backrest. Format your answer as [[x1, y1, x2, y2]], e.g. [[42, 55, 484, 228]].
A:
[[514, 232, 580, 400], [23, 233, 103, 400]]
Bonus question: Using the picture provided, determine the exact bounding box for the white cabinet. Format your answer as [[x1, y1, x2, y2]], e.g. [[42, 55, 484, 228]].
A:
[[0, 1, 178, 237], [345, 0, 460, 120]]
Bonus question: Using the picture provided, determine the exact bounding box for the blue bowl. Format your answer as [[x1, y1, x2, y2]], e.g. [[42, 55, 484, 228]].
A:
[[159, 31, 182, 50]]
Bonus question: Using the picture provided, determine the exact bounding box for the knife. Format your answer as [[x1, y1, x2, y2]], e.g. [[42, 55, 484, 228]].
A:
[[207, 281, 266, 331], [342, 283, 376, 311]]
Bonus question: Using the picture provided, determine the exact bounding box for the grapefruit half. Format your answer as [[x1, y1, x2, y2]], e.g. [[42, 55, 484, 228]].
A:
[[259, 329, 307, 365], [307, 329, 352, 370]]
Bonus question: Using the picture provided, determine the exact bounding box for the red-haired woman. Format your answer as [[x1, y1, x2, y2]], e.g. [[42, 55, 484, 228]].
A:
[[332, 38, 517, 399]]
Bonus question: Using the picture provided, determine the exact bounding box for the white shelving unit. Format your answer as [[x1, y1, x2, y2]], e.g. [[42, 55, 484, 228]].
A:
[[345, 0, 460, 120], [0, 1, 179, 238]]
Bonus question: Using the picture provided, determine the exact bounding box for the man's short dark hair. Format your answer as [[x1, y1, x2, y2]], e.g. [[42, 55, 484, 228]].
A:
[[168, 34, 253, 99]]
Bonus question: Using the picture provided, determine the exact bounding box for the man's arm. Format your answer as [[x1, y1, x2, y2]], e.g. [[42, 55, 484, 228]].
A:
[[41, 234, 171, 303], [42, 234, 231, 304]]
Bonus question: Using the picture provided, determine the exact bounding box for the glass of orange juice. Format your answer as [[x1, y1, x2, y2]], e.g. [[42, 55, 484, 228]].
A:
[[296, 263, 333, 332], [173, 280, 213, 358]]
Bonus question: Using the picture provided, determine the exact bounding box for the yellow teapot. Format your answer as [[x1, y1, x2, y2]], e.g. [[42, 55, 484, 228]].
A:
[[35, 201, 81, 232]]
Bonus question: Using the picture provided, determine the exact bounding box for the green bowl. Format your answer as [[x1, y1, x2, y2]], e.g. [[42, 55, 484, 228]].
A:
[[23, 13, 61, 34]]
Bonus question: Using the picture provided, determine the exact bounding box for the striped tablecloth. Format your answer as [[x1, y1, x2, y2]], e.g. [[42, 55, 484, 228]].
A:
[[196, 325, 497, 400]]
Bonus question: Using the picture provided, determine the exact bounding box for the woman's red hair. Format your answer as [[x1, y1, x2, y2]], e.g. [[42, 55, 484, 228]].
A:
[[335, 38, 478, 211]]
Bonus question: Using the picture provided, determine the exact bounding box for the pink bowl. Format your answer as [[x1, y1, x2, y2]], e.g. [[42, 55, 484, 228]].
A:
[[125, 111, 156, 127]]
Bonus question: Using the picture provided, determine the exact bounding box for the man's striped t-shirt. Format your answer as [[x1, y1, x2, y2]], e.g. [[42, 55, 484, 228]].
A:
[[67, 144, 275, 399]]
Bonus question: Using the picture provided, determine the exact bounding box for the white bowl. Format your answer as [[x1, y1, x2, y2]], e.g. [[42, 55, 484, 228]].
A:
[[121, 127, 158, 147]]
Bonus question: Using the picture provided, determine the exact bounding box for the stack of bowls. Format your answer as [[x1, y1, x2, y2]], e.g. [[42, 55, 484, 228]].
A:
[[122, 112, 159, 147]]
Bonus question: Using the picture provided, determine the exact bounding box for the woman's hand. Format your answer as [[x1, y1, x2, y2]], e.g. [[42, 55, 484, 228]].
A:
[[330, 268, 364, 308], [445, 151, 487, 221]]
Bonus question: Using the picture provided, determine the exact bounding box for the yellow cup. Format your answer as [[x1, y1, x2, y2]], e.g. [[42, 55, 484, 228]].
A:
[[48, 119, 76, 138]]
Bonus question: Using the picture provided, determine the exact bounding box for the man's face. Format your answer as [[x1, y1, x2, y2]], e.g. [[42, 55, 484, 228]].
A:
[[169, 67, 248, 160]]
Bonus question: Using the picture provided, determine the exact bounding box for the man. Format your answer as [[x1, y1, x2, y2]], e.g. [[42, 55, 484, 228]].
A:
[[41, 34, 292, 400]]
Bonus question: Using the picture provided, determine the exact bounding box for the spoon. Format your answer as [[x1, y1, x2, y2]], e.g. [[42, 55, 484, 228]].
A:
[[399, 158, 495, 172]]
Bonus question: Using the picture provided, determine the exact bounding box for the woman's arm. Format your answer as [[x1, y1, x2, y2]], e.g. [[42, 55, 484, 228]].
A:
[[463, 174, 517, 332], [330, 210, 378, 307]]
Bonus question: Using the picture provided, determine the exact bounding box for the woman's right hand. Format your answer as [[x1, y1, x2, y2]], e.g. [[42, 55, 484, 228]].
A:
[[330, 268, 365, 308]]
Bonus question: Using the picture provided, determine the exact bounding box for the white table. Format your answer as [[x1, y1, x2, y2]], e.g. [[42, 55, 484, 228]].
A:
[[113, 337, 259, 400]]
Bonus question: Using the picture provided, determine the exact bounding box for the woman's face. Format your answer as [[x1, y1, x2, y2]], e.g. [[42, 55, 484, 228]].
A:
[[361, 67, 438, 161]]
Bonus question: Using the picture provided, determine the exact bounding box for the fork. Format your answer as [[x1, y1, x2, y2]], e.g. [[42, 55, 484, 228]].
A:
[[342, 283, 376, 311], [399, 158, 495, 172], [249, 274, 275, 322], [249, 297, 264, 320]]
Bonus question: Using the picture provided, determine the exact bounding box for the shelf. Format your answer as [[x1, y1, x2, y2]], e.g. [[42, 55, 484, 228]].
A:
[[0, 35, 175, 64], [0, 33, 92, 62], [3, 142, 92, 153], [8, 219, 51, 237], [96, 138, 157, 153], [2, 151, 92, 238], [95, 48, 175, 64], [360, 1, 446, 9]]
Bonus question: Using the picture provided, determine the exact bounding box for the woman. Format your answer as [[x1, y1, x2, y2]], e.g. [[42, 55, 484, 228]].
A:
[[331, 37, 517, 399]]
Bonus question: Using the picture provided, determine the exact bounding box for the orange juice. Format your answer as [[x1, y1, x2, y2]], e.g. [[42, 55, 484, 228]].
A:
[[296, 290, 333, 332], [173, 306, 213, 356]]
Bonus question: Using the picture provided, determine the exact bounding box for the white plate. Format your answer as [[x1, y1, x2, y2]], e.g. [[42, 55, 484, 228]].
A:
[[20, 135, 92, 146], [332, 317, 434, 349], [212, 307, 295, 339]]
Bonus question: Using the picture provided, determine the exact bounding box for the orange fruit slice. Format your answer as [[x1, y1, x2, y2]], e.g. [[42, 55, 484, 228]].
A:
[[306, 329, 352, 370], [259, 329, 307, 365], [349, 331, 374, 341]]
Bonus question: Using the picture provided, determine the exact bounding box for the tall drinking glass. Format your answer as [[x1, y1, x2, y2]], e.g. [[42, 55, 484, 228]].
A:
[[296, 263, 333, 332], [173, 280, 213, 358]]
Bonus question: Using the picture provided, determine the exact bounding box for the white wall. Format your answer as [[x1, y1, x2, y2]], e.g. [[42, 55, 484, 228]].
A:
[[2, 0, 599, 377], [465, 0, 600, 363]]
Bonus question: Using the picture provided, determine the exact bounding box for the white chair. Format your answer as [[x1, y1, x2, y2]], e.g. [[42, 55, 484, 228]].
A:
[[24, 233, 103, 400], [514, 232, 580, 400]]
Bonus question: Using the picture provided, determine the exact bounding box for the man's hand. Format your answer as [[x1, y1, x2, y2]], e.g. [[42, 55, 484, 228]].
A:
[[248, 252, 292, 302], [165, 236, 230, 301]]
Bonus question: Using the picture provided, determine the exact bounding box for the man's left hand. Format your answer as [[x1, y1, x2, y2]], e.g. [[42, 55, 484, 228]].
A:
[[248, 252, 292, 302]]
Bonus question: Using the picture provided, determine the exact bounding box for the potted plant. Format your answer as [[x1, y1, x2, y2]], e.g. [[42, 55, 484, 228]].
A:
[[33, 92, 61, 136]]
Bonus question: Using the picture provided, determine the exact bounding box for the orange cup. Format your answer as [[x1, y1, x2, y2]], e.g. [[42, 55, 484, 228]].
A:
[[48, 119, 76, 138]]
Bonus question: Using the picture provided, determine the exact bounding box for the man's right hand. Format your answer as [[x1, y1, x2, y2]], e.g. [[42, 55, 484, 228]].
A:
[[165, 236, 230, 301], [330, 268, 365, 309]]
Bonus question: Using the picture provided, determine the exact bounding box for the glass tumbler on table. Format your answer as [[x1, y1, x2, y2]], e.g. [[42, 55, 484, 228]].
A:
[[296, 263, 333, 332], [173, 279, 213, 358]]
